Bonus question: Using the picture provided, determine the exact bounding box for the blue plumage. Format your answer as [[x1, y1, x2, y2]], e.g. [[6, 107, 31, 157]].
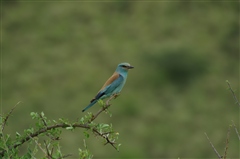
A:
[[82, 62, 134, 112]]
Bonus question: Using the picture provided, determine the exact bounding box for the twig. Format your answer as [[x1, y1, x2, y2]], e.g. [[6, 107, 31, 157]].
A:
[[204, 132, 222, 159], [40, 113, 57, 141], [50, 147, 54, 157], [90, 94, 119, 122], [226, 80, 240, 107], [44, 140, 52, 159], [29, 135, 48, 158], [87, 94, 120, 151], [40, 113, 48, 127], [1, 101, 21, 132], [223, 126, 231, 159], [232, 120, 240, 140], [92, 129, 118, 151], [61, 154, 73, 159]]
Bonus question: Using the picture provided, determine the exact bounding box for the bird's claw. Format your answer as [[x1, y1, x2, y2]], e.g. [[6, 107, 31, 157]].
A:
[[113, 93, 120, 99], [105, 102, 112, 107], [106, 100, 111, 106], [105, 94, 120, 106]]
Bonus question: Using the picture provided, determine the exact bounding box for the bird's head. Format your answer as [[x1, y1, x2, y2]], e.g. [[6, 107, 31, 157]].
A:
[[116, 62, 134, 73]]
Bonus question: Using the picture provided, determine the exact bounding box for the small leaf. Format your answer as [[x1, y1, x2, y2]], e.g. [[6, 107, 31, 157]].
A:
[[66, 127, 74, 130], [79, 117, 85, 124], [98, 99, 104, 106], [84, 131, 90, 138], [117, 143, 121, 151], [16, 132, 21, 137], [59, 118, 64, 122], [30, 112, 35, 116], [30, 112, 38, 119], [15, 141, 22, 145], [101, 124, 109, 129]]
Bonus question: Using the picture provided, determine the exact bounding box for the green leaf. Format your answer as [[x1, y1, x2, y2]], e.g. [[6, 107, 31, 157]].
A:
[[117, 143, 121, 151], [79, 117, 85, 124], [30, 112, 38, 119], [84, 131, 90, 138], [98, 99, 104, 106], [40, 112, 45, 117], [102, 124, 109, 128], [66, 126, 74, 130], [14, 141, 22, 145], [16, 132, 21, 137]]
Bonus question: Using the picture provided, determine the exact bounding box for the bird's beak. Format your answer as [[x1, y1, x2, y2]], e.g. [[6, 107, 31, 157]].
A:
[[127, 65, 134, 69]]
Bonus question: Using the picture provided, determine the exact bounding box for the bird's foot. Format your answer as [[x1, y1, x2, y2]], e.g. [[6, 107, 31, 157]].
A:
[[105, 94, 120, 106], [113, 93, 120, 99], [106, 99, 112, 106]]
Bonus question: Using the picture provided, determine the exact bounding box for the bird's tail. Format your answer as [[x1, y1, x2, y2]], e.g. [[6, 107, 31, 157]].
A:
[[82, 99, 98, 112]]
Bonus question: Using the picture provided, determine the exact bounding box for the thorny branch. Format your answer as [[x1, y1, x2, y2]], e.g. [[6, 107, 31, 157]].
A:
[[0, 95, 119, 157], [231, 120, 240, 140], [205, 81, 239, 159], [223, 126, 231, 159], [226, 80, 240, 107], [90, 94, 119, 122], [1, 101, 21, 132], [204, 132, 222, 159], [29, 135, 48, 158]]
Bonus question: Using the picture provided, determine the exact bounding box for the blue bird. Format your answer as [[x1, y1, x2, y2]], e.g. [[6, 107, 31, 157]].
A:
[[82, 62, 134, 112]]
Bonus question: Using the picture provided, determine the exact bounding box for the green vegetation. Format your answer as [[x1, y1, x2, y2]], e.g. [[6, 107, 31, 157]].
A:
[[0, 100, 118, 158], [1, 1, 239, 158]]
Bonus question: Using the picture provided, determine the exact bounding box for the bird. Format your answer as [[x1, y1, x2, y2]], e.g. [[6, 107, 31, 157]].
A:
[[82, 62, 134, 112]]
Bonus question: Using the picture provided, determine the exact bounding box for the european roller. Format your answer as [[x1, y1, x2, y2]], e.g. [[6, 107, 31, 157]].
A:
[[82, 62, 134, 112]]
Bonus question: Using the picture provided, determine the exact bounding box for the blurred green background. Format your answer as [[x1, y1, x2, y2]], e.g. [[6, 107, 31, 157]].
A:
[[2, 1, 239, 158]]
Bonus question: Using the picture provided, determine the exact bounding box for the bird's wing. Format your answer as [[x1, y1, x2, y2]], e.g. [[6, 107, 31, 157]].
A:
[[102, 74, 124, 94], [99, 72, 120, 92], [91, 72, 123, 102]]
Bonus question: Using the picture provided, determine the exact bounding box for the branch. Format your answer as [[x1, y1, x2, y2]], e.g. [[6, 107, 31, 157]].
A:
[[223, 126, 231, 159], [0, 95, 120, 157], [231, 120, 240, 140], [86, 94, 120, 151], [29, 135, 48, 158], [204, 132, 222, 159], [1, 101, 21, 132], [92, 128, 118, 151], [16, 123, 87, 149], [0, 123, 84, 157], [226, 80, 240, 107], [43, 140, 52, 159], [90, 94, 119, 122]]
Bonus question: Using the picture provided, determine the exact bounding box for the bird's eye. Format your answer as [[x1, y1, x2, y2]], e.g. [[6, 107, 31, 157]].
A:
[[122, 65, 127, 68]]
